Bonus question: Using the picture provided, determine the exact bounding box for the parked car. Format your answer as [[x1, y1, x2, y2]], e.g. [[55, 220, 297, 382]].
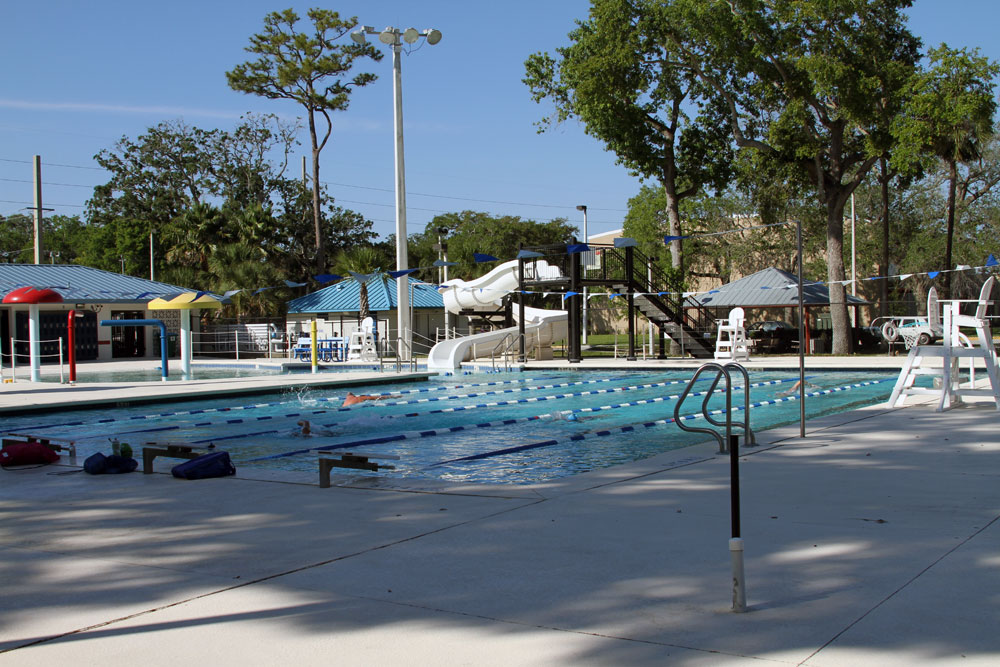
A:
[[747, 320, 797, 353]]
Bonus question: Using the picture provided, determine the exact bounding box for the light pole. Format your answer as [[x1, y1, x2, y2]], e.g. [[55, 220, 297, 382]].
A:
[[576, 205, 589, 345], [352, 25, 442, 360], [435, 226, 450, 338]]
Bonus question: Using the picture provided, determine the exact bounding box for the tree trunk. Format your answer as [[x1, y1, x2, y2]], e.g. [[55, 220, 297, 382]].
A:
[[308, 113, 325, 273], [944, 159, 957, 299], [879, 158, 890, 318], [664, 183, 682, 273], [826, 195, 852, 355]]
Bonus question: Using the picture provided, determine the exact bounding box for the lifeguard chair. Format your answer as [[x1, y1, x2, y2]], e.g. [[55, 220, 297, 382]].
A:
[[347, 317, 377, 361], [714, 307, 750, 361]]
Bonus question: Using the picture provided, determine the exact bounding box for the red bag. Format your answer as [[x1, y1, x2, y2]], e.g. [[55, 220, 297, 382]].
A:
[[0, 442, 59, 467]]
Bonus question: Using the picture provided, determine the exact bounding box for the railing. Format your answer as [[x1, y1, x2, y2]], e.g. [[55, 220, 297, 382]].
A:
[[5, 336, 65, 383], [490, 333, 521, 371], [673, 362, 756, 454]]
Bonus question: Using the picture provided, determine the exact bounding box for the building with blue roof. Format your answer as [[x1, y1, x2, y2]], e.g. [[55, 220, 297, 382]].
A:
[[0, 264, 208, 363], [286, 276, 445, 353]]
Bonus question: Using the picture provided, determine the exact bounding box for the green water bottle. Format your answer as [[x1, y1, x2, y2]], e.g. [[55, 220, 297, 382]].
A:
[[120, 443, 133, 459]]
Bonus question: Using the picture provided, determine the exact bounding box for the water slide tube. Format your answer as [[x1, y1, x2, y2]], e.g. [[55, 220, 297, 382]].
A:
[[427, 260, 568, 370]]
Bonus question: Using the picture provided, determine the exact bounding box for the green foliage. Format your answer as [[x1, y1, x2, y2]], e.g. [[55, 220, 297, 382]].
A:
[[227, 8, 382, 270], [408, 211, 576, 281], [525, 0, 735, 273]]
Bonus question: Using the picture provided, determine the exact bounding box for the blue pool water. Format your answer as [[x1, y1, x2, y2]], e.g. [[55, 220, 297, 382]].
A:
[[5, 370, 913, 484]]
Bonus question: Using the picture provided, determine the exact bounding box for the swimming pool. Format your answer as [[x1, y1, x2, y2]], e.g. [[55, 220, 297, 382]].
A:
[[5, 370, 913, 484]]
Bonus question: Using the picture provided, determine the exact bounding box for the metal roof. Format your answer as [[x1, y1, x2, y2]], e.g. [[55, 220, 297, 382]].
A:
[[694, 267, 869, 308], [0, 264, 201, 304], [287, 276, 443, 314]]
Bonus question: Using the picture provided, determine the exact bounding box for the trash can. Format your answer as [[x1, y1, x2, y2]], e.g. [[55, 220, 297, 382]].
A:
[[167, 333, 179, 357]]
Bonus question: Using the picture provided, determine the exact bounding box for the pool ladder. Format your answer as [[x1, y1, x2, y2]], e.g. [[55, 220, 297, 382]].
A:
[[674, 361, 756, 454], [674, 361, 755, 612]]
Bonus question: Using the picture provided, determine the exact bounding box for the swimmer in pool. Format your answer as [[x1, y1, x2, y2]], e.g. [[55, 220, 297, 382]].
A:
[[778, 380, 819, 397], [342, 391, 400, 407], [294, 419, 337, 437]]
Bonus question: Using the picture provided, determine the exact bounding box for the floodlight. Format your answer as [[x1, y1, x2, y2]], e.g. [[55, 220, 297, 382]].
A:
[[379, 28, 395, 44], [350, 30, 367, 45], [424, 29, 442, 45], [403, 27, 419, 44]]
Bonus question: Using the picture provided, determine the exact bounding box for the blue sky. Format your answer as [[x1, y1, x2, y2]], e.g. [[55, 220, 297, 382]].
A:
[[2, 1, 999, 245]]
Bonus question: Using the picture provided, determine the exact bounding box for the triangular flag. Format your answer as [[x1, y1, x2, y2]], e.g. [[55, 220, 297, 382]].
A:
[[614, 237, 639, 248], [348, 271, 376, 282], [387, 268, 418, 278], [927, 271, 940, 279], [564, 291, 579, 298], [433, 259, 458, 267], [516, 249, 544, 259], [474, 253, 499, 263], [955, 264, 972, 271], [663, 235, 688, 243], [566, 243, 590, 254], [314, 273, 342, 283], [223, 289, 242, 299], [898, 274, 912, 281], [253, 287, 274, 296], [284, 280, 306, 288], [986, 254, 998, 267]]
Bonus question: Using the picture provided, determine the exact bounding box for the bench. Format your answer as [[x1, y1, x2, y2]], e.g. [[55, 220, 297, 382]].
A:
[[315, 450, 399, 488], [142, 443, 208, 474], [3, 434, 77, 463]]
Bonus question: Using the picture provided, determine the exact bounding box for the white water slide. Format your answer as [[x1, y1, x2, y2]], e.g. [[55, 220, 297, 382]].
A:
[[427, 259, 568, 370]]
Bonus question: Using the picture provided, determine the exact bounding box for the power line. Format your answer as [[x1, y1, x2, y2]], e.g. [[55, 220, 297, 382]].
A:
[[0, 157, 107, 171], [0, 199, 85, 208], [0, 177, 96, 188]]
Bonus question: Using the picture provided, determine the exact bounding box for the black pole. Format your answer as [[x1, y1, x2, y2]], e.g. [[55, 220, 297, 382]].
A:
[[625, 246, 636, 360], [518, 255, 526, 362], [730, 433, 741, 539], [569, 240, 582, 363]]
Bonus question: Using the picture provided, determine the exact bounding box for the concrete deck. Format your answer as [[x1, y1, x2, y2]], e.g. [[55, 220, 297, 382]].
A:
[[1, 356, 998, 665]]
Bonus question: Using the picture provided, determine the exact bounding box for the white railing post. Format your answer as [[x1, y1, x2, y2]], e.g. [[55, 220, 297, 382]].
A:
[[59, 337, 64, 383], [235, 329, 240, 361], [10, 337, 16, 382]]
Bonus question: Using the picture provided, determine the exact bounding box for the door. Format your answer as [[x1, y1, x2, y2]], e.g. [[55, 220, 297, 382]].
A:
[[110, 310, 146, 358]]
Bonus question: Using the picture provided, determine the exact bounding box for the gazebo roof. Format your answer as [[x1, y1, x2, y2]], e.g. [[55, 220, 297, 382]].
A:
[[287, 276, 443, 314], [693, 267, 869, 308]]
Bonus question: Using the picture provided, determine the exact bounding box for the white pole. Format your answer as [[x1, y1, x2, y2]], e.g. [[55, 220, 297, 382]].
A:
[[149, 232, 155, 281], [235, 328, 240, 361], [33, 155, 43, 264], [392, 38, 411, 362], [29, 304, 41, 382], [850, 193, 856, 327], [577, 205, 589, 345], [10, 336, 16, 381], [180, 309, 192, 381], [59, 337, 64, 383]]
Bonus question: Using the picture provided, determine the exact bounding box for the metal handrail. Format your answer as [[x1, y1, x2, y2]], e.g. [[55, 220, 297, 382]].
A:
[[673, 360, 752, 613], [490, 333, 522, 371], [673, 362, 755, 454]]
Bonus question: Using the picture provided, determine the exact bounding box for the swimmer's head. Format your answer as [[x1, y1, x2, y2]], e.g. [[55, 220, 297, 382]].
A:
[[566, 413, 578, 422]]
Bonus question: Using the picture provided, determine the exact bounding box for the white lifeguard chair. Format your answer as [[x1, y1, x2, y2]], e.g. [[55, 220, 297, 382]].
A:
[[714, 307, 750, 361], [889, 277, 999, 411], [347, 317, 378, 361]]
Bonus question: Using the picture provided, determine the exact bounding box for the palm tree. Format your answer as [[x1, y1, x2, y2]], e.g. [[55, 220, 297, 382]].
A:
[[331, 245, 391, 321]]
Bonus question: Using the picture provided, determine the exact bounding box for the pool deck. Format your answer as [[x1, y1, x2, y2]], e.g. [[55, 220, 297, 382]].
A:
[[2, 355, 999, 665]]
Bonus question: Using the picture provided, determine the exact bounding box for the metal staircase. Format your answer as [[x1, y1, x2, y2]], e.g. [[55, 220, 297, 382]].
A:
[[600, 246, 715, 358]]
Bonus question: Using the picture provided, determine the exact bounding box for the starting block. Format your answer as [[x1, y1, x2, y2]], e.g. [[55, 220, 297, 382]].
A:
[[142, 443, 209, 474], [3, 434, 77, 463], [315, 450, 399, 488]]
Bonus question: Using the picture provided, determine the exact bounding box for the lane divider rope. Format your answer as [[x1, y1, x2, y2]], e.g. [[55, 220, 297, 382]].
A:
[[427, 378, 896, 467], [245, 378, 800, 462]]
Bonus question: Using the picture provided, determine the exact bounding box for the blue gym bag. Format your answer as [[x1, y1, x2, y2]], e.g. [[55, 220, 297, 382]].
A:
[[171, 451, 236, 480]]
